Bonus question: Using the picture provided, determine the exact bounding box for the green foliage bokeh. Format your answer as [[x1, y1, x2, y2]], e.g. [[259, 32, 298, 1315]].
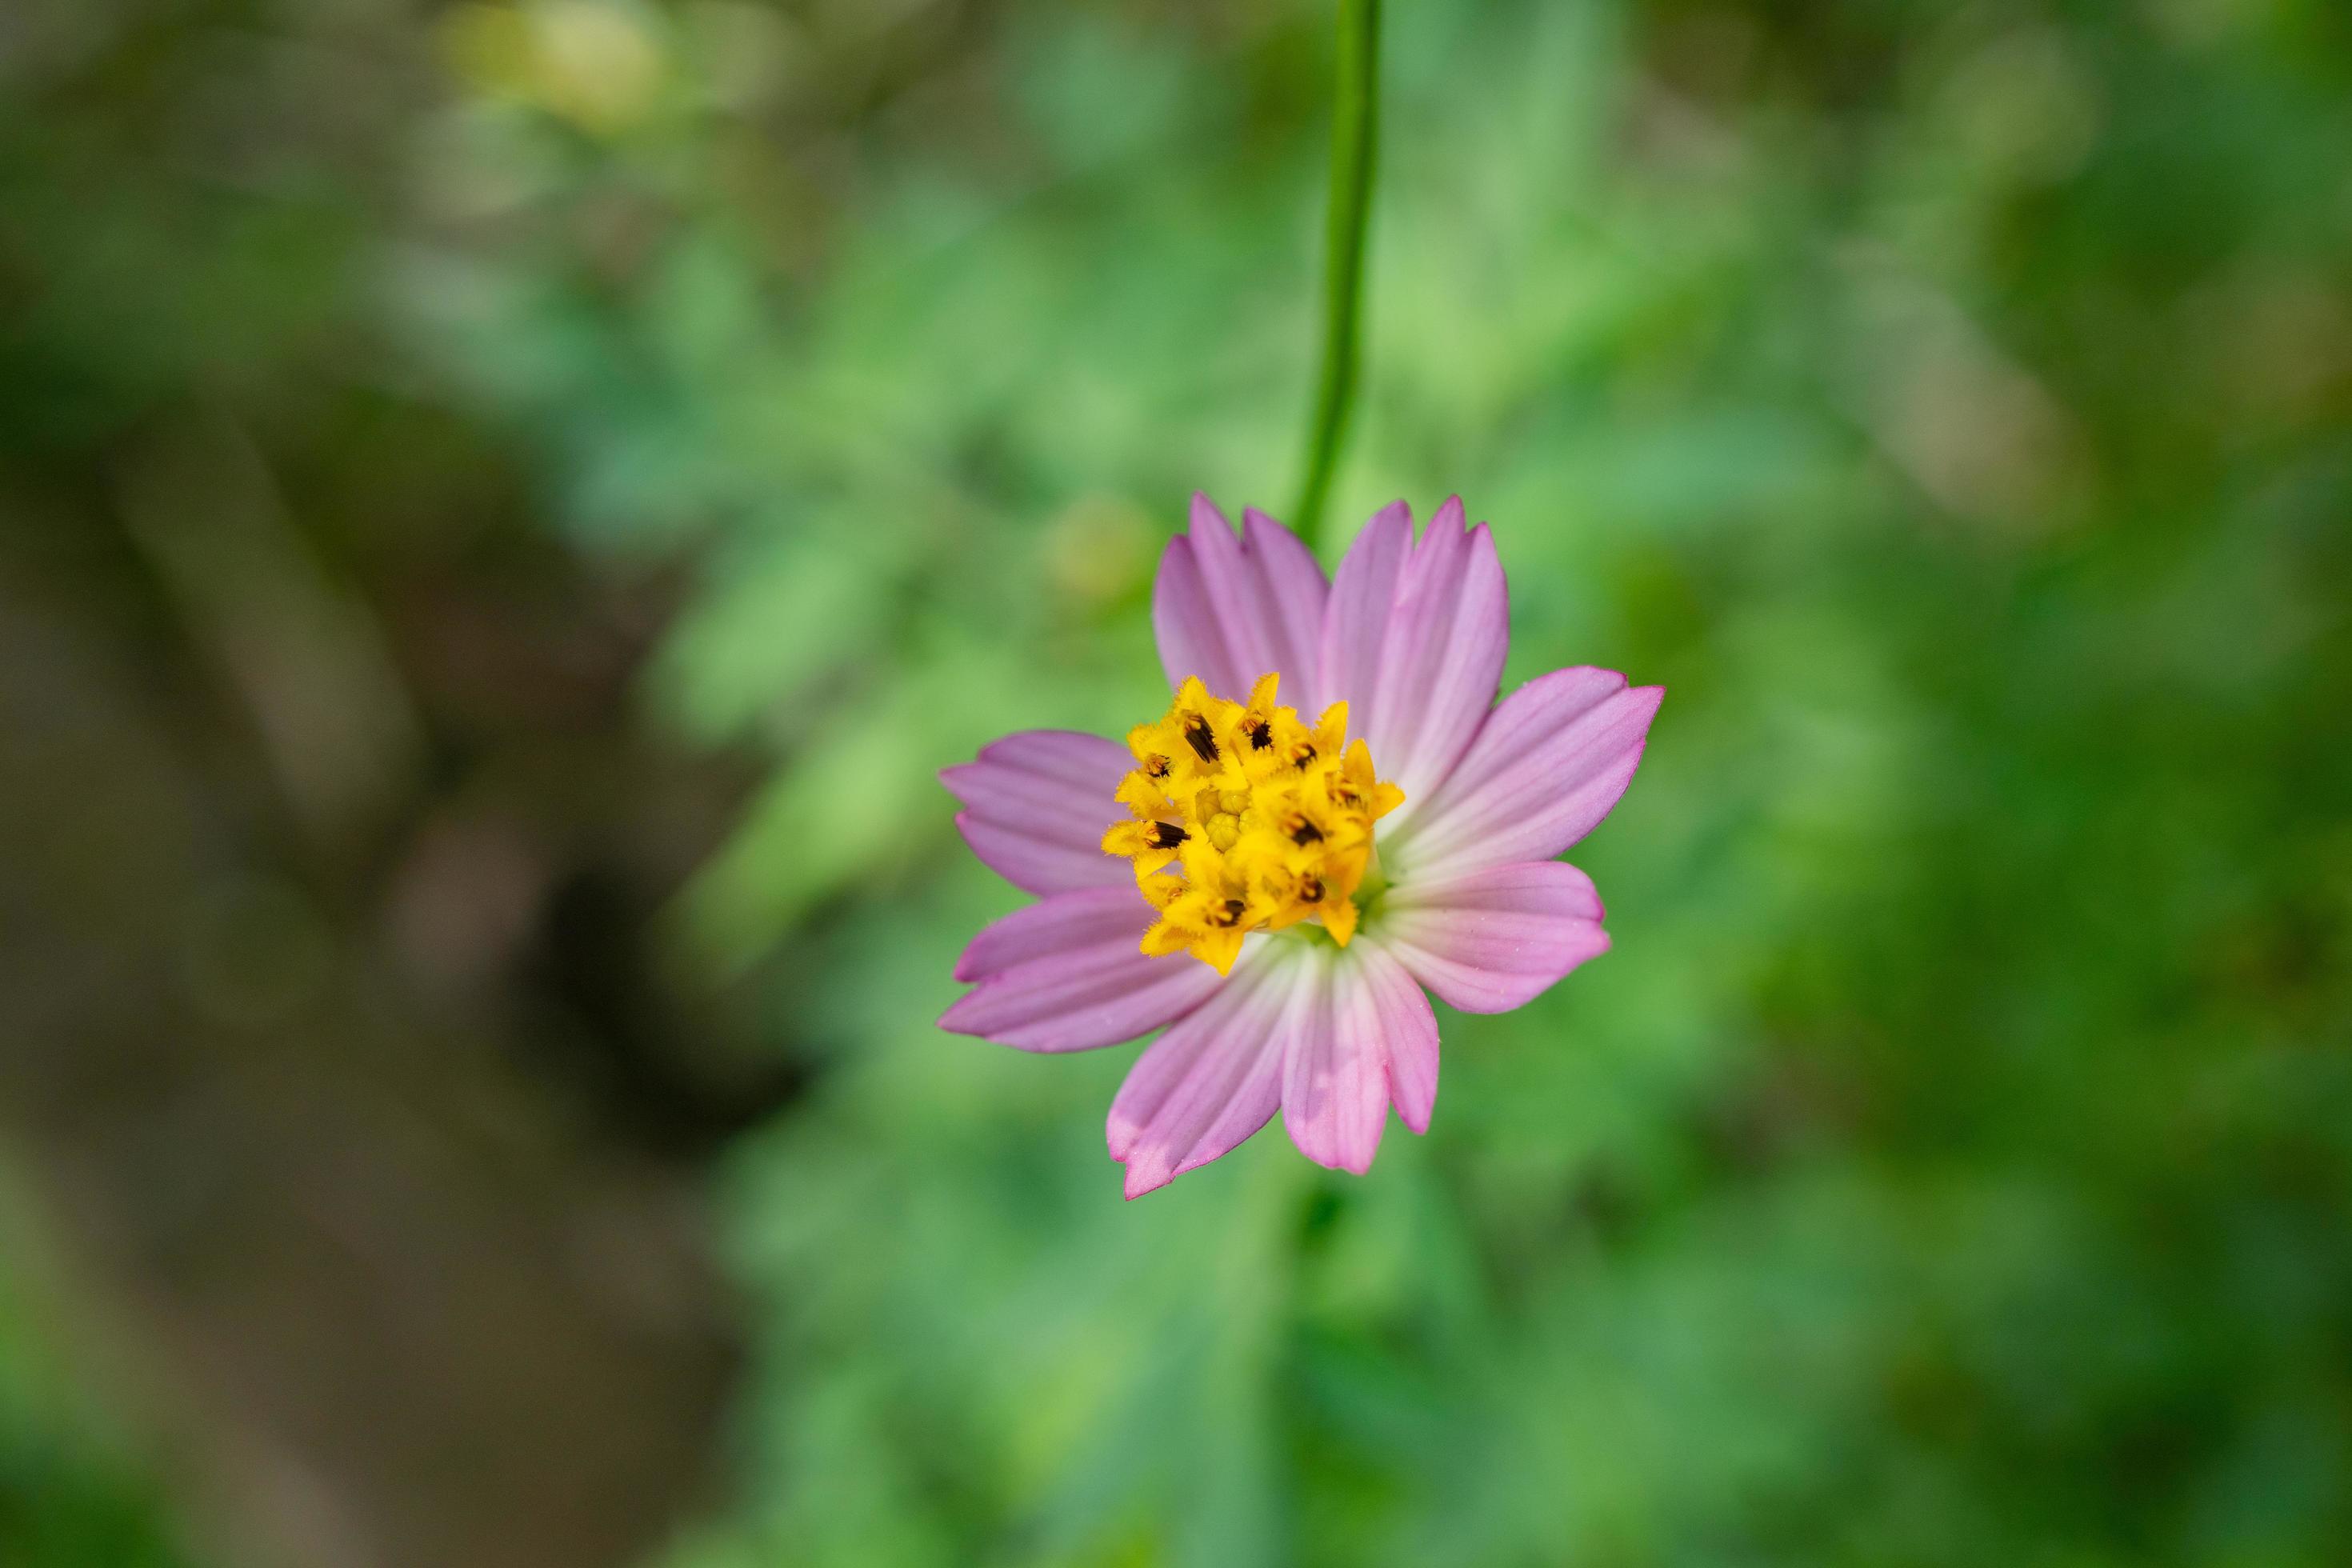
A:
[[6, 0, 2351, 1563]]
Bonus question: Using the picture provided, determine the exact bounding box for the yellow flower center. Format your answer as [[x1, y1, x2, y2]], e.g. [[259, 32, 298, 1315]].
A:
[[1102, 674, 1405, 974]]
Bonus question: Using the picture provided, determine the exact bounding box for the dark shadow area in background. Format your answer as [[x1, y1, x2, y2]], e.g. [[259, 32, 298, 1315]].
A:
[[0, 0, 877, 1556], [0, 394, 792, 1566]]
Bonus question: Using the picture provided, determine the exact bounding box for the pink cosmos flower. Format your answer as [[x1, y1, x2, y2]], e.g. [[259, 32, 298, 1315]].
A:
[[941, 495, 1662, 1198]]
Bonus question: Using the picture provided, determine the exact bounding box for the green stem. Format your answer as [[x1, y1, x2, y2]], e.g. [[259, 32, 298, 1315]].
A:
[[1290, 0, 1381, 554]]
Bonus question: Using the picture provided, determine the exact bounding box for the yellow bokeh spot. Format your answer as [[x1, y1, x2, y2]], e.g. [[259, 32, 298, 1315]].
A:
[[1100, 674, 1404, 974], [441, 2, 666, 134]]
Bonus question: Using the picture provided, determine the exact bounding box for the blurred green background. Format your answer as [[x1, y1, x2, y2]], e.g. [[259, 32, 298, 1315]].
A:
[[3, 0, 2350, 1563]]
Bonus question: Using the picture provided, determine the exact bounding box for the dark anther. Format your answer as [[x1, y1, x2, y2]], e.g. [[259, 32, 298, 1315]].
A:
[[1298, 877, 1326, 903], [1290, 743, 1317, 768], [1148, 822, 1189, 849], [1144, 754, 1171, 779], [1247, 719, 1274, 750], [1183, 714, 1220, 764], [1210, 898, 1248, 927], [1286, 815, 1322, 846]]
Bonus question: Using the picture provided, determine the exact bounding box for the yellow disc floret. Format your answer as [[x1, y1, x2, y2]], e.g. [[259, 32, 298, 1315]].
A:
[[1101, 674, 1405, 974]]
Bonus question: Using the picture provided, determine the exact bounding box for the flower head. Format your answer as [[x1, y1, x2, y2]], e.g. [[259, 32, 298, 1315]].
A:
[[942, 495, 1662, 1198]]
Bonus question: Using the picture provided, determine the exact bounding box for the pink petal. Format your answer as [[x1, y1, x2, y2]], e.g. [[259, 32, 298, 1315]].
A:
[[953, 886, 1136, 983], [942, 886, 1224, 1052], [1152, 494, 1330, 706], [1386, 668, 1663, 881], [942, 729, 1133, 894], [1378, 861, 1611, 1014], [1280, 938, 1439, 1173], [1320, 498, 1412, 734], [1106, 941, 1315, 1198], [1150, 533, 1243, 702], [1241, 506, 1332, 712], [1320, 498, 1509, 809]]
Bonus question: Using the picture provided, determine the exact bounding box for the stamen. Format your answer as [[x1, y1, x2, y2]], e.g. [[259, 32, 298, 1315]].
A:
[[1106, 674, 1403, 971]]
